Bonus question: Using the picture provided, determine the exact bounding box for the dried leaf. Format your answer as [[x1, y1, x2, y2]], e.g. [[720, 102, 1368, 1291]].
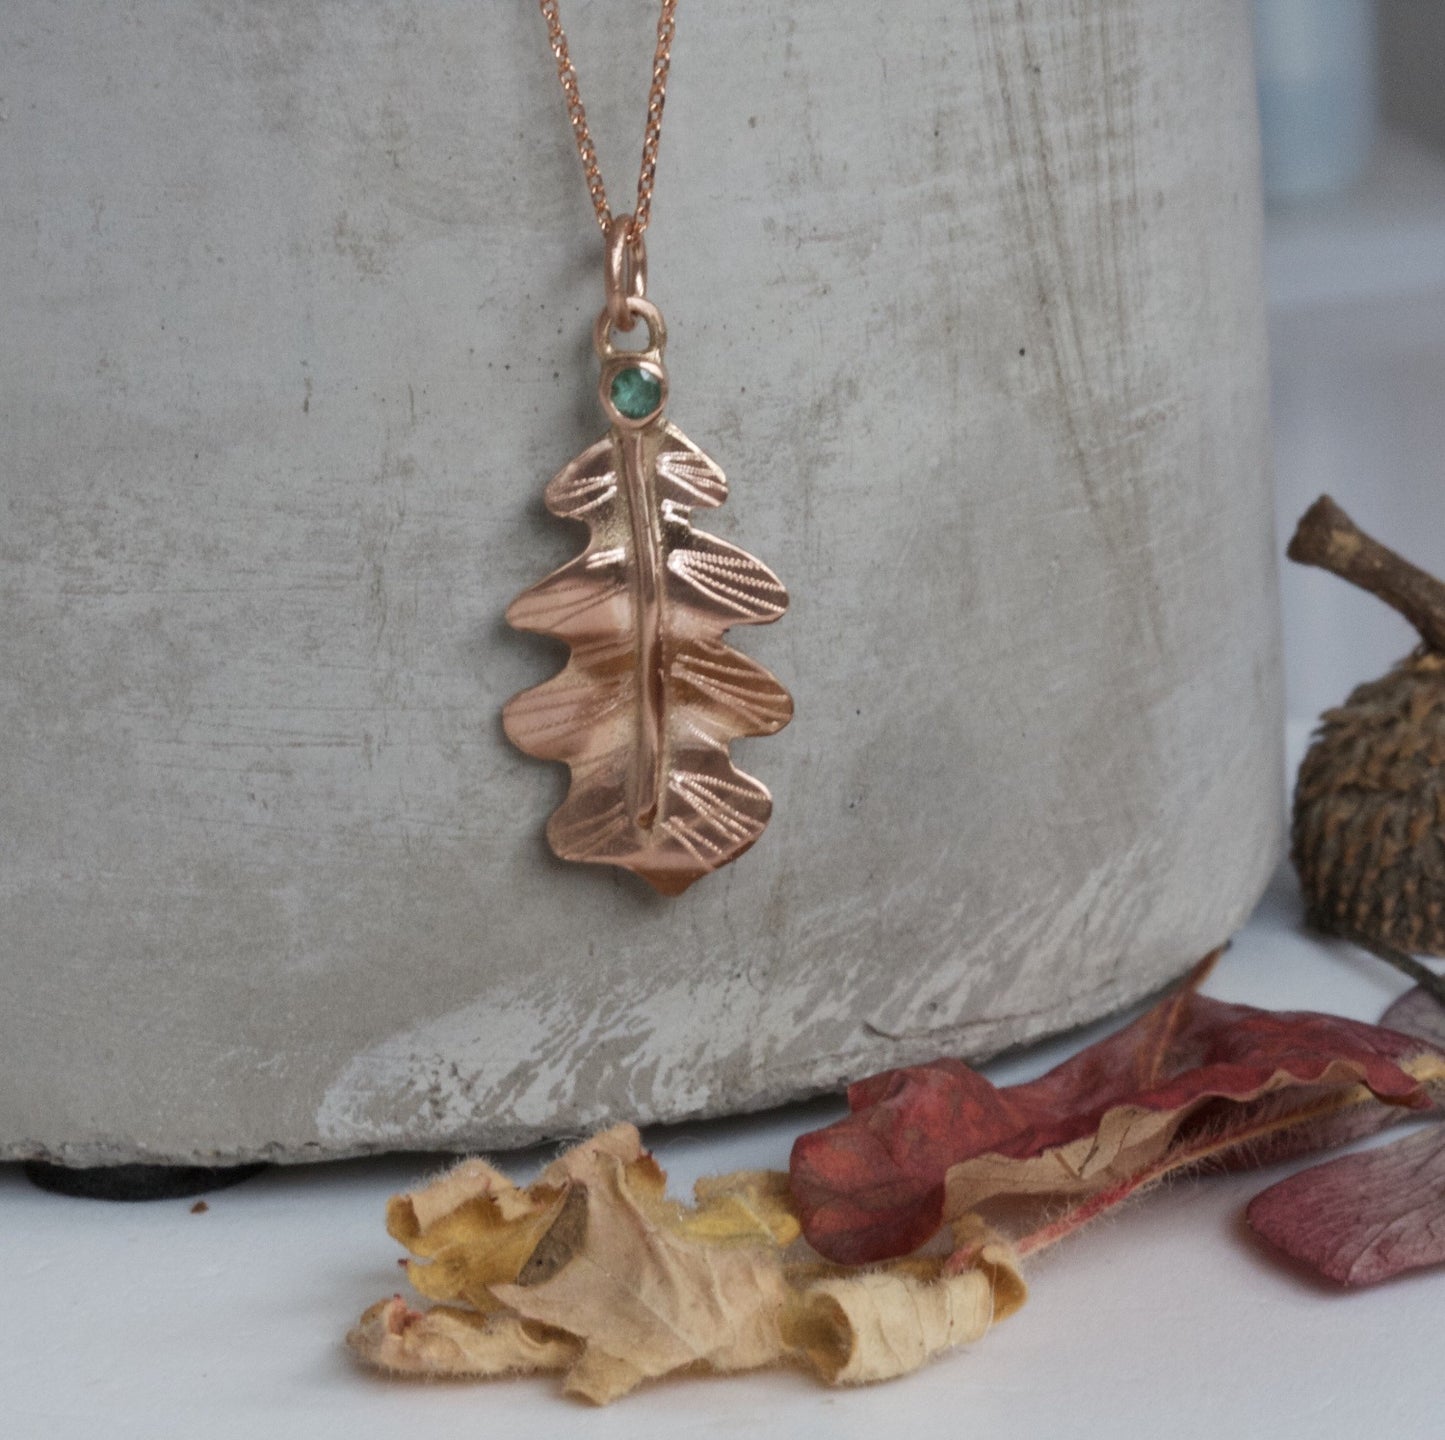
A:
[[349, 1125, 1023, 1403], [484, 1130, 795, 1402], [1239, 981, 1445, 1287], [791, 955, 1445, 1264], [384, 1157, 567, 1314], [781, 1217, 1025, 1386], [349, 1300, 578, 1379], [1382, 984, 1445, 1052], [1246, 1124, 1445, 1285]]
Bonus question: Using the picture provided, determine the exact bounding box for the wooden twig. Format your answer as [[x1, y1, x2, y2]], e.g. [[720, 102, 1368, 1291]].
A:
[[1288, 495, 1445, 655], [1348, 934, 1445, 1012]]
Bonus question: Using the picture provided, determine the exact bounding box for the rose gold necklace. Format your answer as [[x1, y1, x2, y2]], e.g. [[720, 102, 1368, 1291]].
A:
[[503, 1, 792, 895]]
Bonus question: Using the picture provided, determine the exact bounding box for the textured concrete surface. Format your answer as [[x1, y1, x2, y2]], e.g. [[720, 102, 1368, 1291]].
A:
[[0, 0, 1283, 1164]]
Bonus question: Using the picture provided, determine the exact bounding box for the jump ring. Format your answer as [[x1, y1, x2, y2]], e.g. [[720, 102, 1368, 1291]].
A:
[[604, 213, 648, 332], [593, 296, 667, 361]]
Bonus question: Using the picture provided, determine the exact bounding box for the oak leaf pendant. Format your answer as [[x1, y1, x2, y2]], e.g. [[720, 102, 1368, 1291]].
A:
[[503, 296, 791, 894]]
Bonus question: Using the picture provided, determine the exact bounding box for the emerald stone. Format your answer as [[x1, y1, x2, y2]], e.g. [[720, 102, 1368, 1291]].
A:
[[610, 366, 662, 420]]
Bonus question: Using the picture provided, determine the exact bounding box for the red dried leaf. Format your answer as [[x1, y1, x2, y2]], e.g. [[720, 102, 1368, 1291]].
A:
[[791, 956, 1443, 1265], [1246, 1125, 1445, 1285], [1216, 983, 1445, 1174], [1381, 985, 1445, 1052], [1239, 982, 1445, 1288]]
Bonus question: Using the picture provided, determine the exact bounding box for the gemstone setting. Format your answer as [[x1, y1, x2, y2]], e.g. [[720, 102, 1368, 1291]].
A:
[[610, 366, 663, 421]]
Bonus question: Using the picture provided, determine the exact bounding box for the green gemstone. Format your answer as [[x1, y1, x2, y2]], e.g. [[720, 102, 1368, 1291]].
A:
[[610, 366, 662, 420]]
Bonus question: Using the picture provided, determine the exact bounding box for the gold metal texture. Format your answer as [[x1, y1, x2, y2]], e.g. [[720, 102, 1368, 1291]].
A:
[[538, 0, 677, 240], [503, 296, 792, 894], [604, 213, 648, 332]]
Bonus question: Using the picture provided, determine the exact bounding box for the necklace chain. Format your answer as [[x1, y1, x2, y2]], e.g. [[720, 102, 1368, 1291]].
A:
[[538, 0, 678, 241]]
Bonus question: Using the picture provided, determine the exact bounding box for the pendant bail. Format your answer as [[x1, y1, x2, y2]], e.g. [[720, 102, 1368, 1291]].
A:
[[604, 213, 648, 332]]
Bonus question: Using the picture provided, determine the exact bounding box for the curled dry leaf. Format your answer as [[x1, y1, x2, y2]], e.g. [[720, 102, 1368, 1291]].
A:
[[348, 1125, 1023, 1404], [350, 1302, 578, 1379], [791, 954, 1445, 1265]]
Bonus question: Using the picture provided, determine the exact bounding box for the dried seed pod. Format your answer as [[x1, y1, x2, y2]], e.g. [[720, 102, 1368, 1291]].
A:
[[1288, 497, 1445, 956]]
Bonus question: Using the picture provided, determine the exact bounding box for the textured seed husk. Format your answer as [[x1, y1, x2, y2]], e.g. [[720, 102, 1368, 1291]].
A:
[[1293, 648, 1445, 956], [1288, 496, 1445, 959]]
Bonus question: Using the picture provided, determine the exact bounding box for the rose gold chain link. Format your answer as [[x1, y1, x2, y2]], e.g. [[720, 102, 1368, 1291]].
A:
[[538, 0, 677, 241]]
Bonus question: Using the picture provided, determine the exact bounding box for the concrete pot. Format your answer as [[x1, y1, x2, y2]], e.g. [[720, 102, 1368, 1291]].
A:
[[0, 0, 1282, 1165]]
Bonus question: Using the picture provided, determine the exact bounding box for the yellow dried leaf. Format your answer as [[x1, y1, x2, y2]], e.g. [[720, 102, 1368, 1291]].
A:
[[385, 1158, 566, 1314], [784, 1266, 993, 1384], [488, 1131, 794, 1403], [782, 1214, 1027, 1385], [688, 1168, 802, 1247], [349, 1298, 577, 1378], [348, 1124, 1022, 1403]]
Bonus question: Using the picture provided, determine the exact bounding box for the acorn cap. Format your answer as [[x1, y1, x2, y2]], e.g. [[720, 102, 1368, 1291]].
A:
[[1289, 497, 1445, 957]]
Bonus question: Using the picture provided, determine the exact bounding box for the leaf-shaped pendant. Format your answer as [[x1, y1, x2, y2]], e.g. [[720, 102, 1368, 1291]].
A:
[[503, 293, 792, 894]]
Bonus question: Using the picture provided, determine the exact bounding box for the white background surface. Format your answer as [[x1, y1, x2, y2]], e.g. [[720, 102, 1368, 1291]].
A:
[[4, 133, 1444, 1439], [2, 880, 1438, 1440]]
